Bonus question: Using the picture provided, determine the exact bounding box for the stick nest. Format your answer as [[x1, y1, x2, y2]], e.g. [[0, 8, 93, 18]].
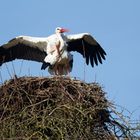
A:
[[0, 76, 133, 140]]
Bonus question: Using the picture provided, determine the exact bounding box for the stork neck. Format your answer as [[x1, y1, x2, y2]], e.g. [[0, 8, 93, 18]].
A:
[[56, 33, 65, 45], [56, 32, 63, 40]]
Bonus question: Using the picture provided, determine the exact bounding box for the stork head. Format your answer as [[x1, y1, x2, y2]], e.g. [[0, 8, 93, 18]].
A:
[[55, 27, 69, 34]]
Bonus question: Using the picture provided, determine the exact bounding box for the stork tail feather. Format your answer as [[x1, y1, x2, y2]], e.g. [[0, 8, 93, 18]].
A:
[[41, 62, 51, 70]]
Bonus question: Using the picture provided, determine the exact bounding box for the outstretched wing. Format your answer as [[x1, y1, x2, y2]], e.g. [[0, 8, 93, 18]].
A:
[[67, 33, 106, 67], [0, 36, 47, 66]]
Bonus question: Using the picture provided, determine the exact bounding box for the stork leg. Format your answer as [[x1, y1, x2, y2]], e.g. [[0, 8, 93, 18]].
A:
[[58, 65, 63, 75], [54, 64, 58, 75], [66, 60, 70, 77]]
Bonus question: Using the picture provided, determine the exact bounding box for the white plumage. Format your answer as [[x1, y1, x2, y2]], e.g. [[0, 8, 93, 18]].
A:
[[0, 27, 106, 75]]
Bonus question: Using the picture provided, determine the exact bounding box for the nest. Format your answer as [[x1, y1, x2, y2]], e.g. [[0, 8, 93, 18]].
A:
[[0, 76, 133, 140]]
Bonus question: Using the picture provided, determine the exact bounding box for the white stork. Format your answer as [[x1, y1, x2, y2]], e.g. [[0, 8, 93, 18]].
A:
[[0, 27, 106, 75]]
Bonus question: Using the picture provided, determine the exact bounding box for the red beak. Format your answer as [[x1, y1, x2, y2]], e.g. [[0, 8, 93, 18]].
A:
[[60, 28, 69, 33]]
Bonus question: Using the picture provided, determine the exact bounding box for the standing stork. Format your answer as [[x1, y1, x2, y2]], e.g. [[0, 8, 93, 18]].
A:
[[0, 27, 106, 75]]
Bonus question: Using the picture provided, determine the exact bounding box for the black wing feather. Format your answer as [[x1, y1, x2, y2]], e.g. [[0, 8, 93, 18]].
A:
[[67, 34, 106, 67], [96, 51, 102, 64], [85, 54, 90, 65], [0, 43, 46, 66]]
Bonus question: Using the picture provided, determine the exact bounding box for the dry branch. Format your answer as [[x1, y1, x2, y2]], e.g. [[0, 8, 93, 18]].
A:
[[0, 76, 137, 140]]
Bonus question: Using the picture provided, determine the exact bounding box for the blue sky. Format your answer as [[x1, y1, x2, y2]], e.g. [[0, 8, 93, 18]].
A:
[[0, 0, 140, 120]]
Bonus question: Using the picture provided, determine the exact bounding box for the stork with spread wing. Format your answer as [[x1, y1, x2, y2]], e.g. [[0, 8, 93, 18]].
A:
[[0, 27, 106, 75]]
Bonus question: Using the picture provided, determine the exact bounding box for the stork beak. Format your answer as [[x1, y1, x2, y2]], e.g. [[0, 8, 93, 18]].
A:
[[60, 28, 69, 33]]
